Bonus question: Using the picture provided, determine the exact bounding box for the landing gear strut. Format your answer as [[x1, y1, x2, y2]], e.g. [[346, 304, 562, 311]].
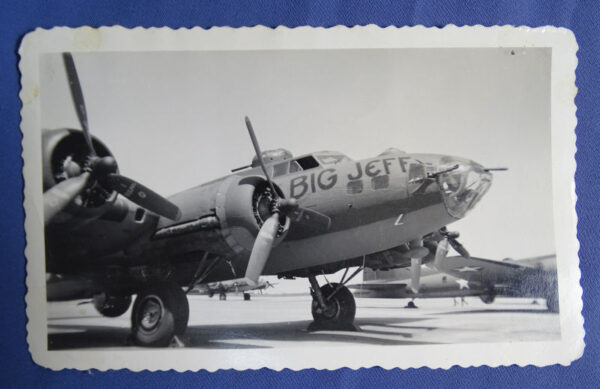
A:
[[307, 271, 359, 331], [131, 281, 189, 347]]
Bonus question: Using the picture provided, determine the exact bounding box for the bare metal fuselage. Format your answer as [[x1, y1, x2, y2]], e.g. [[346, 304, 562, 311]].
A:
[[46, 148, 492, 290]]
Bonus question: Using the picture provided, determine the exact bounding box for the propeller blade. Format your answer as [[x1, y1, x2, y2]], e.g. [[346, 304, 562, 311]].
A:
[[433, 238, 450, 270], [244, 214, 280, 286], [244, 116, 278, 196], [439, 227, 470, 258], [44, 172, 91, 225], [244, 117, 331, 232], [410, 257, 422, 294], [449, 238, 470, 258], [104, 174, 181, 220], [62, 53, 96, 157], [277, 197, 331, 232]]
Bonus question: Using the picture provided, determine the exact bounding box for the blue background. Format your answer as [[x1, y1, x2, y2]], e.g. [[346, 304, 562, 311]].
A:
[[0, 1, 598, 387]]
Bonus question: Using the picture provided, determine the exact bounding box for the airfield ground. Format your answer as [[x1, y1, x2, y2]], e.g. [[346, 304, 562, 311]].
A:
[[47, 294, 561, 350]]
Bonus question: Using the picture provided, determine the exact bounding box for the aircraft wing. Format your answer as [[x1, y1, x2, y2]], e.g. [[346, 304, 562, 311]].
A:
[[434, 255, 537, 286], [350, 272, 487, 299], [362, 265, 439, 282], [350, 281, 409, 291], [192, 278, 271, 295], [348, 281, 410, 298]]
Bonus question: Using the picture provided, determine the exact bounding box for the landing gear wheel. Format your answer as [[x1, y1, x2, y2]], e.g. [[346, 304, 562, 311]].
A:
[[131, 282, 189, 347], [243, 292, 251, 301], [405, 300, 418, 309], [219, 292, 227, 301], [479, 294, 496, 304], [93, 293, 132, 317], [311, 283, 356, 327]]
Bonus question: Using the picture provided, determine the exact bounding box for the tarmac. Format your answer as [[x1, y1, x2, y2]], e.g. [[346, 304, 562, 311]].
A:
[[47, 294, 561, 350]]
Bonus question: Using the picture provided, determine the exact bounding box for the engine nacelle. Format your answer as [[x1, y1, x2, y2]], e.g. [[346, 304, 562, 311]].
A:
[[43, 128, 119, 223], [214, 175, 290, 255]]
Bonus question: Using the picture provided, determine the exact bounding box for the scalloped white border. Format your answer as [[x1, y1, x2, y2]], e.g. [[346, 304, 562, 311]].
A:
[[20, 25, 583, 371]]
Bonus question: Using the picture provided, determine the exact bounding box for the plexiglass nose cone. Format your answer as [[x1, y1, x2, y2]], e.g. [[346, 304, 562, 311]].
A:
[[437, 157, 492, 218]]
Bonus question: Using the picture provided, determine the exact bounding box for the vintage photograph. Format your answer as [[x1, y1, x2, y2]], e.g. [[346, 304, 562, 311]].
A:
[[21, 26, 582, 370]]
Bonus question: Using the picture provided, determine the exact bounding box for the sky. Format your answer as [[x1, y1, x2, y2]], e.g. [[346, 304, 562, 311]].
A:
[[40, 48, 553, 292]]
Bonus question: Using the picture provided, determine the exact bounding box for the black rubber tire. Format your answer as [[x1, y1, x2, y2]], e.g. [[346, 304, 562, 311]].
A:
[[479, 294, 496, 304], [243, 292, 251, 301], [219, 292, 227, 301], [311, 283, 356, 324], [131, 282, 189, 347], [93, 294, 132, 318]]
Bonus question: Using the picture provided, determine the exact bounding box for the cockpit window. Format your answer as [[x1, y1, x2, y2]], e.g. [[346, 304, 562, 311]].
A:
[[274, 157, 319, 177], [273, 162, 289, 177], [317, 154, 348, 165], [295, 156, 320, 170], [289, 160, 302, 173]]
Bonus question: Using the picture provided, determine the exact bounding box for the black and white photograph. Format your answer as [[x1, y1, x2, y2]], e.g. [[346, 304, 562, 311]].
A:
[[20, 25, 582, 370]]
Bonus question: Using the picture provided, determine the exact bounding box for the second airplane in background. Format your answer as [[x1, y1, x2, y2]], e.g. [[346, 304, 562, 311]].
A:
[[350, 253, 558, 312]]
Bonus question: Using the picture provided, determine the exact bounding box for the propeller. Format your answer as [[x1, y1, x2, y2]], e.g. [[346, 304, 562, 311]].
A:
[[409, 232, 460, 293], [244, 117, 278, 196], [63, 52, 96, 157], [103, 174, 181, 220], [243, 213, 280, 284], [432, 238, 450, 270], [44, 172, 91, 225], [440, 227, 470, 258], [241, 116, 331, 285], [43, 53, 181, 224]]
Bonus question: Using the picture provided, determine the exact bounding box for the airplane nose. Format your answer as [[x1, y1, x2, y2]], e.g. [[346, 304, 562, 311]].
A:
[[437, 158, 493, 218]]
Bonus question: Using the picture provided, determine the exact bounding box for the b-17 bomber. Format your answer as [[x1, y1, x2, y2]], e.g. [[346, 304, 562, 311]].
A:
[[44, 53, 506, 347]]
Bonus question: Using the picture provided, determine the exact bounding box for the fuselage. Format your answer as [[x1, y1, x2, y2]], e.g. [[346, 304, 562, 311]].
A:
[[140, 149, 491, 281], [46, 147, 493, 286]]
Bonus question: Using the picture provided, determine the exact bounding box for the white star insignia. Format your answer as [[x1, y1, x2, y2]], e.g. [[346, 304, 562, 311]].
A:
[[456, 279, 470, 290], [457, 266, 482, 273]]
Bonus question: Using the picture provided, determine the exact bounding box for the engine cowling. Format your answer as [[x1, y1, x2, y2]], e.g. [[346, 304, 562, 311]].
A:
[[42, 128, 120, 222], [212, 175, 290, 256], [148, 174, 291, 262]]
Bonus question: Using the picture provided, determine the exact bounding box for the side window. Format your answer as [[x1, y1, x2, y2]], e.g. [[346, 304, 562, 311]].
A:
[[371, 175, 389, 190], [347, 180, 363, 194], [273, 162, 288, 177], [408, 163, 426, 183]]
